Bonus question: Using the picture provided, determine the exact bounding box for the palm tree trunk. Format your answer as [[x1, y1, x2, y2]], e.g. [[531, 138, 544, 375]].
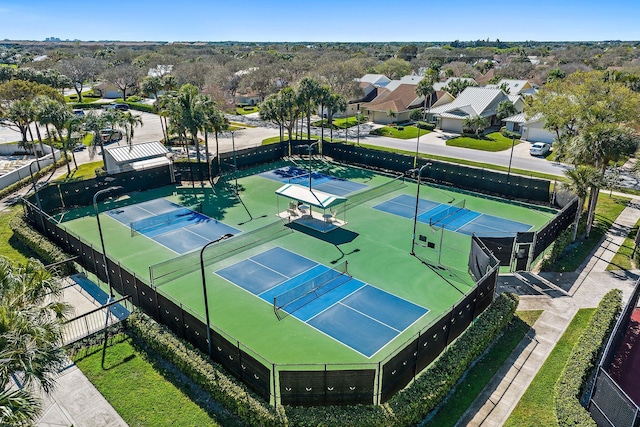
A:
[[571, 197, 583, 242], [27, 127, 41, 170], [204, 131, 211, 180], [585, 186, 599, 237]]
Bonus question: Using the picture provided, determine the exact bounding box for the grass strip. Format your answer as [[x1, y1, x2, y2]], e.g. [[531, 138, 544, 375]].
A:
[[425, 310, 543, 427], [504, 308, 596, 427], [446, 132, 519, 152], [607, 218, 640, 270], [73, 333, 240, 427]]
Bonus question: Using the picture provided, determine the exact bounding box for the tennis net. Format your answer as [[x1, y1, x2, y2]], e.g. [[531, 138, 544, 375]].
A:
[[345, 175, 406, 211], [149, 219, 292, 287], [274, 261, 350, 320], [130, 203, 202, 237], [429, 199, 466, 227]]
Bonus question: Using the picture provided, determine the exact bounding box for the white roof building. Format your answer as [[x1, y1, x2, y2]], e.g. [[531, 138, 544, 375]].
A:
[[104, 141, 171, 175]]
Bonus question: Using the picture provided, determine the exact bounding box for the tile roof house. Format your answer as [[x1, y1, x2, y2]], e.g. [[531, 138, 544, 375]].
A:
[[429, 87, 513, 133], [363, 84, 453, 125]]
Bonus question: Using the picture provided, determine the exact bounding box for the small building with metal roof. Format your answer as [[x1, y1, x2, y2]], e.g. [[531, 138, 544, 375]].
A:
[[104, 141, 171, 175]]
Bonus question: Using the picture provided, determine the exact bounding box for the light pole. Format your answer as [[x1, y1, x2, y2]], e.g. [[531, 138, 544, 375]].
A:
[[28, 160, 45, 232], [230, 130, 238, 193], [200, 233, 233, 358], [356, 110, 360, 146], [506, 136, 516, 183], [93, 186, 122, 298], [409, 162, 432, 256], [299, 141, 319, 189], [414, 114, 422, 168]]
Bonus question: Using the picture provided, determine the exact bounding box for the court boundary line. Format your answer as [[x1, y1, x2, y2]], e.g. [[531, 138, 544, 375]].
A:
[[336, 300, 403, 333]]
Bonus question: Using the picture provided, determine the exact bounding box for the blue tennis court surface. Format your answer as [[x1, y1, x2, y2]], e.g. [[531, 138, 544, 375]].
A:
[[215, 247, 428, 357], [373, 194, 532, 237], [260, 166, 367, 196], [106, 198, 240, 254]]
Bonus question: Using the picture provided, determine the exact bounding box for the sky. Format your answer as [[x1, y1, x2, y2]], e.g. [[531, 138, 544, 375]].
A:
[[1, 0, 639, 43]]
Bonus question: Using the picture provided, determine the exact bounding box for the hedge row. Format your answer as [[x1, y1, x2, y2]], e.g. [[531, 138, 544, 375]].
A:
[[9, 213, 75, 275], [417, 121, 436, 131], [123, 101, 156, 113], [286, 292, 520, 426], [555, 289, 622, 426], [500, 126, 522, 140], [125, 311, 287, 427]]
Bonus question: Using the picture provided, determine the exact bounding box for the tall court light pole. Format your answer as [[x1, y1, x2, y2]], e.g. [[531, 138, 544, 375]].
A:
[[199, 233, 233, 358], [93, 186, 122, 298], [409, 162, 432, 256]]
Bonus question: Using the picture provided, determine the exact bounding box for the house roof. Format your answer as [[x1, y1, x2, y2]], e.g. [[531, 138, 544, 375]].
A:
[[364, 84, 424, 113], [358, 74, 391, 87], [433, 77, 477, 91], [486, 79, 534, 95], [503, 112, 527, 123], [429, 87, 507, 118], [523, 112, 544, 125], [275, 184, 347, 209], [105, 141, 169, 164]]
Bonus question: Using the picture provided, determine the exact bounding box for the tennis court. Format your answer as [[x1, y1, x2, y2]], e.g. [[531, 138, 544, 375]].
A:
[[56, 160, 554, 373], [260, 166, 368, 196], [215, 246, 428, 357], [373, 194, 533, 237], [106, 198, 240, 254]]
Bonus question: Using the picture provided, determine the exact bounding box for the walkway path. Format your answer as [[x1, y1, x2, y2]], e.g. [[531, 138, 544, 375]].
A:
[[457, 199, 640, 426]]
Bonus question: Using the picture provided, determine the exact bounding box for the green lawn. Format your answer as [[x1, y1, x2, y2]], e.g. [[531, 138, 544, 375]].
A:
[[73, 334, 239, 427], [56, 161, 104, 182], [235, 106, 259, 115], [425, 310, 543, 427], [447, 132, 519, 152], [607, 218, 640, 270], [0, 206, 37, 264], [504, 308, 595, 427], [312, 117, 364, 129], [370, 125, 429, 139]]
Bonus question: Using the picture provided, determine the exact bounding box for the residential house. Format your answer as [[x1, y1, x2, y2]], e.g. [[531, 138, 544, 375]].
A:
[[363, 84, 453, 124], [502, 112, 556, 143], [429, 87, 516, 133], [93, 82, 134, 99], [521, 113, 556, 143], [486, 79, 538, 96]]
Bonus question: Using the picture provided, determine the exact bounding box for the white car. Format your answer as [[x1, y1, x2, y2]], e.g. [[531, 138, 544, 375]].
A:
[[529, 142, 551, 156]]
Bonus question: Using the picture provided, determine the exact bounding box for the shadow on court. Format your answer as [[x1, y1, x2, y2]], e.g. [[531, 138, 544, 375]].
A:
[[287, 222, 359, 245]]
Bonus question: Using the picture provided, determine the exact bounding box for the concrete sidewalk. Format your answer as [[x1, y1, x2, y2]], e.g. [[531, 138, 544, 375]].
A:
[[457, 199, 640, 426]]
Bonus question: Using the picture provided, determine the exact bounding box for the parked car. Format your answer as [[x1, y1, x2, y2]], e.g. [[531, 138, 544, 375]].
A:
[[73, 143, 86, 152], [104, 103, 129, 111], [529, 142, 551, 156], [100, 129, 123, 143], [73, 109, 85, 116]]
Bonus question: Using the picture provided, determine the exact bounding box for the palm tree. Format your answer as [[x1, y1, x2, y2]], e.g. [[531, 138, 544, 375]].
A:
[[387, 109, 397, 124], [260, 87, 300, 155], [204, 105, 228, 171], [316, 85, 331, 144], [166, 84, 206, 163], [0, 257, 71, 426], [325, 93, 347, 142], [297, 77, 321, 142], [562, 165, 599, 242], [121, 111, 144, 148], [415, 76, 435, 123], [62, 112, 83, 173]]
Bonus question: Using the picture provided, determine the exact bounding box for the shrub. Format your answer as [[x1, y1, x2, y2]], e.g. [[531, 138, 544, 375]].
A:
[[126, 95, 142, 103], [125, 102, 155, 113], [417, 121, 435, 131], [9, 213, 75, 275], [555, 289, 622, 427], [500, 126, 522, 140]]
